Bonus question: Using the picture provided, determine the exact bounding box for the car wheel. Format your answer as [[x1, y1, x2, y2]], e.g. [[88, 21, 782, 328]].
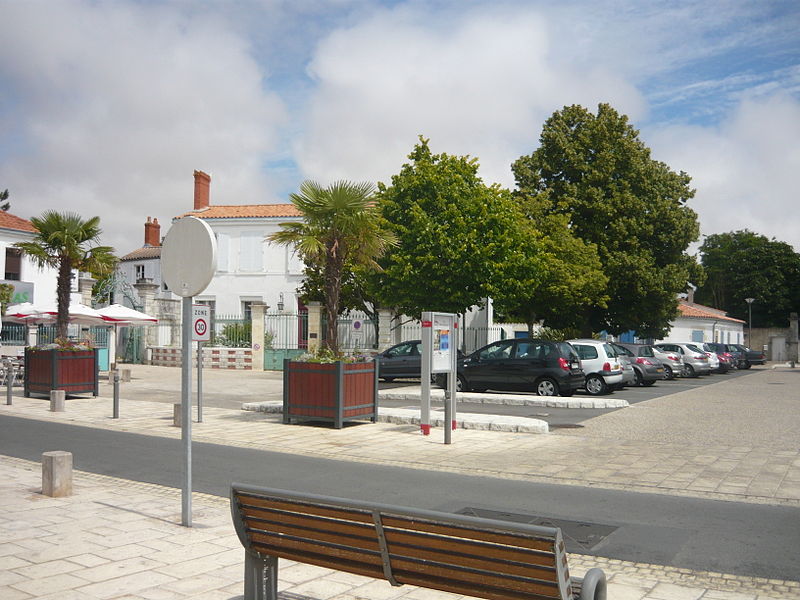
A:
[[536, 378, 559, 397], [381, 377, 394, 383], [683, 364, 696, 378], [634, 370, 644, 386], [663, 365, 673, 380], [457, 375, 469, 392], [642, 380, 656, 387], [744, 362, 752, 369], [585, 375, 607, 396]]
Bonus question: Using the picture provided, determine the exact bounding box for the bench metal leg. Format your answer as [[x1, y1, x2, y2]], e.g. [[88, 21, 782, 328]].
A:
[[244, 550, 278, 600], [578, 568, 607, 600]]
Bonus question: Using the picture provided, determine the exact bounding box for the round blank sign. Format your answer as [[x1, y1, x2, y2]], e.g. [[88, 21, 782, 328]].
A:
[[161, 217, 217, 297]]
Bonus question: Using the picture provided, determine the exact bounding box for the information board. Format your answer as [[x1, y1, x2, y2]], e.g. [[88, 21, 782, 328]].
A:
[[192, 305, 211, 342]]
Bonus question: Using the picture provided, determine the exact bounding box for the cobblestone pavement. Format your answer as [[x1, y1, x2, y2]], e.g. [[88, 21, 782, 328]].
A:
[[2, 456, 798, 600], [1, 363, 800, 598]]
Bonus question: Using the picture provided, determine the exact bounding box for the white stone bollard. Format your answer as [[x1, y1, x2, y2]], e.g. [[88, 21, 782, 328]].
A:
[[173, 403, 182, 427], [121, 368, 131, 382], [50, 390, 66, 412], [42, 451, 73, 497]]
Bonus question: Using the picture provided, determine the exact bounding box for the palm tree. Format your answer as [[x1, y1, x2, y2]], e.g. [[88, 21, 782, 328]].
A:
[[269, 180, 396, 354], [15, 211, 117, 340]]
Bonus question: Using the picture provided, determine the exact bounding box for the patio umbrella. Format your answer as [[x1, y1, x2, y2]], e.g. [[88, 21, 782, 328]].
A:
[[4, 303, 55, 324], [96, 304, 158, 324], [31, 302, 117, 326], [96, 304, 158, 368]]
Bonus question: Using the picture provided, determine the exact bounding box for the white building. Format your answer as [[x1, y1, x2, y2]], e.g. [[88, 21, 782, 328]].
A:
[[119, 171, 305, 319], [658, 300, 745, 345], [0, 211, 58, 307]]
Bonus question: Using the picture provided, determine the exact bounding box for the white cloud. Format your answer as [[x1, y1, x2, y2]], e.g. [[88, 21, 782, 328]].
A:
[[295, 5, 646, 188], [0, 0, 286, 254], [647, 92, 800, 251]]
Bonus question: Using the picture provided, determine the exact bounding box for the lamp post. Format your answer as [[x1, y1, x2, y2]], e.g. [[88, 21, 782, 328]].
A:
[[745, 297, 755, 347]]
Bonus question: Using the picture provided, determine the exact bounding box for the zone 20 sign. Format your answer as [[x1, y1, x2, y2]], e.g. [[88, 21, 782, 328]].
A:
[[192, 304, 211, 342]]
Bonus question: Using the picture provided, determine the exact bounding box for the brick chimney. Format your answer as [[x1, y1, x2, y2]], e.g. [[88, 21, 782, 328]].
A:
[[193, 170, 211, 210], [144, 216, 161, 247]]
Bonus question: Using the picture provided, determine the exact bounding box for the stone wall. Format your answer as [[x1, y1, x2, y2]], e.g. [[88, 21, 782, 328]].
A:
[[149, 346, 253, 370]]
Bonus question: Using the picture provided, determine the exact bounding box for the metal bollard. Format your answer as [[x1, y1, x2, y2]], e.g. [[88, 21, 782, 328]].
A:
[[113, 370, 120, 419], [5, 359, 12, 405]]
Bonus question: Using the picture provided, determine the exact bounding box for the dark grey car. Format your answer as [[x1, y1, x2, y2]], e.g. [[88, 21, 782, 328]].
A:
[[613, 343, 664, 386]]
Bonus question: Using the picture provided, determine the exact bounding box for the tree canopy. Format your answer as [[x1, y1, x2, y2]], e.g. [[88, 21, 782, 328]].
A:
[[15, 211, 116, 339], [696, 230, 800, 328], [0, 189, 9, 212], [512, 103, 702, 338], [372, 138, 529, 318], [268, 180, 396, 353]]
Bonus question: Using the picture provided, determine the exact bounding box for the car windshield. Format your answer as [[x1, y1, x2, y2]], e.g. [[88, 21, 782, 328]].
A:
[[686, 344, 704, 353], [602, 343, 617, 357], [638, 346, 655, 357]]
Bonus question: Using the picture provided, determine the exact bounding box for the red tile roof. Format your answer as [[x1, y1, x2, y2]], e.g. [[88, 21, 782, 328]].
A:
[[678, 301, 745, 324], [178, 204, 302, 219], [0, 211, 36, 233], [120, 247, 162, 261]]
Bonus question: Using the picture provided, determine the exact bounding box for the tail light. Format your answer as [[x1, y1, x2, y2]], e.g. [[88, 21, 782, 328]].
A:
[[668, 354, 679, 361], [636, 357, 653, 366], [694, 354, 706, 360], [602, 362, 611, 371], [558, 357, 570, 371]]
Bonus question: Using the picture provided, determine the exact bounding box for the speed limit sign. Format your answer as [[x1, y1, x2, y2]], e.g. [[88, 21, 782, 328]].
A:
[[192, 305, 211, 342]]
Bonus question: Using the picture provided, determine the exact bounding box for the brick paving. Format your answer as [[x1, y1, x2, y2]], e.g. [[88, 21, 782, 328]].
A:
[[1, 364, 799, 598]]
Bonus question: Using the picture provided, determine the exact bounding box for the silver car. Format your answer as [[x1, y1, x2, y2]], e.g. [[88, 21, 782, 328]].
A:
[[655, 343, 711, 377], [652, 346, 682, 380]]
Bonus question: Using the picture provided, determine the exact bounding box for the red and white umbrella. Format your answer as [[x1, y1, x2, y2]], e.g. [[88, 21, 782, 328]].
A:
[[6, 302, 116, 326], [4, 303, 54, 324], [96, 304, 157, 325]]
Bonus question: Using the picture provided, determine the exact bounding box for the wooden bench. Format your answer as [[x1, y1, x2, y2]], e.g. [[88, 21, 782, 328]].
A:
[[230, 483, 607, 600]]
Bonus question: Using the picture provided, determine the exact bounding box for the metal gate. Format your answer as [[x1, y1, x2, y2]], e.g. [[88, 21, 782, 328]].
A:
[[263, 311, 309, 370]]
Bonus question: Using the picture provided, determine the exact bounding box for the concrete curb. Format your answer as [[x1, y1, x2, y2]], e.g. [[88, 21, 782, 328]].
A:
[[379, 387, 629, 409], [242, 401, 550, 433]]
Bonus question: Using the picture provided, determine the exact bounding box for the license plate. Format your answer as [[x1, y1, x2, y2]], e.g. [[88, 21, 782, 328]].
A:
[[656, 368, 663, 373]]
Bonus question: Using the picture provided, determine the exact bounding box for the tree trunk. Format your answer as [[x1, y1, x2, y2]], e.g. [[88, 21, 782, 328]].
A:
[[324, 250, 344, 355], [56, 257, 72, 340]]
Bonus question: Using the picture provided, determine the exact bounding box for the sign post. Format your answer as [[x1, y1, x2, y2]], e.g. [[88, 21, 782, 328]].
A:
[[421, 311, 459, 444], [161, 217, 217, 527], [192, 304, 211, 423]]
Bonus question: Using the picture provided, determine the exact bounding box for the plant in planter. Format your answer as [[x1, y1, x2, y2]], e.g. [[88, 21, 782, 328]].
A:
[[282, 348, 380, 429], [24, 338, 100, 398]]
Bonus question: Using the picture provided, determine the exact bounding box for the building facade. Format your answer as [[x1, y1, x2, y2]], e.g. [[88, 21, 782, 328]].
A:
[[0, 211, 58, 307], [658, 300, 745, 345]]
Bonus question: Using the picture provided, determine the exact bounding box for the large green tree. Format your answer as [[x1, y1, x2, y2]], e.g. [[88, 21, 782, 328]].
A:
[[492, 194, 608, 335], [696, 230, 800, 328], [268, 180, 396, 354], [512, 103, 703, 338], [15, 211, 116, 339], [373, 138, 528, 318]]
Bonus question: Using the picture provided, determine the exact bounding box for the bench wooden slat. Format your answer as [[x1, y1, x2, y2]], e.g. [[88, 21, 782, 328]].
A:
[[250, 538, 386, 581], [381, 514, 559, 553], [238, 493, 374, 524], [384, 527, 558, 568]]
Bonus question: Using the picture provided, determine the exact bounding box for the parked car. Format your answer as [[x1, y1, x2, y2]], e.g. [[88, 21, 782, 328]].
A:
[[434, 338, 585, 397], [652, 346, 683, 380], [701, 343, 731, 373], [376, 340, 423, 381], [613, 343, 665, 386], [704, 342, 738, 370], [724, 344, 747, 369], [607, 343, 637, 389], [731, 344, 766, 368], [654, 343, 711, 377], [567, 339, 624, 395]]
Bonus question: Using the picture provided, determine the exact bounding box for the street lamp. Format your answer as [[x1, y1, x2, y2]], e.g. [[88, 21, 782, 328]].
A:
[[745, 297, 755, 347]]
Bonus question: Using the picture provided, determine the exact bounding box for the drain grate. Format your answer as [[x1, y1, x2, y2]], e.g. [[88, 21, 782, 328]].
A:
[[456, 507, 617, 551]]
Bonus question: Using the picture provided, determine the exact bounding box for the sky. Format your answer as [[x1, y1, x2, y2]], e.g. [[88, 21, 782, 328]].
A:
[[1, 0, 798, 256]]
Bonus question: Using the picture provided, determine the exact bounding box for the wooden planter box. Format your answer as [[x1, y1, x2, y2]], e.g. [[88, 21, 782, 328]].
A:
[[283, 359, 379, 428], [24, 348, 99, 398]]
